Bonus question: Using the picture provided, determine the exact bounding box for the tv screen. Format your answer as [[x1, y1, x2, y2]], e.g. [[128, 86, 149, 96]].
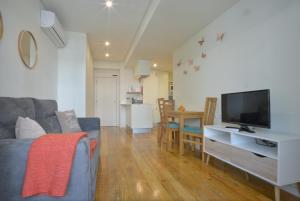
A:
[[221, 90, 270, 128]]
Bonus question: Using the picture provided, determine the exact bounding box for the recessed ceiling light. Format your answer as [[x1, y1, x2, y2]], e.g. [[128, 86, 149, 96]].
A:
[[105, 41, 110, 46], [105, 0, 113, 8], [153, 63, 158, 68], [105, 53, 110, 57]]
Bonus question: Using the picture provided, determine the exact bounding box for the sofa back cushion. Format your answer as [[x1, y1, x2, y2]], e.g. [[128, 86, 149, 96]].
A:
[[0, 97, 35, 139], [33, 99, 62, 133], [55, 110, 82, 133], [0, 97, 62, 139]]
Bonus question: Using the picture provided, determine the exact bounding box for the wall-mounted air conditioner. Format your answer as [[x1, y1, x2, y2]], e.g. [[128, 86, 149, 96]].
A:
[[135, 60, 151, 79], [41, 10, 66, 48]]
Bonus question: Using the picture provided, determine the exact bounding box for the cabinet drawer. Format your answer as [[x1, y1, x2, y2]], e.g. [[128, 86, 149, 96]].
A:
[[205, 138, 231, 161], [231, 146, 277, 182]]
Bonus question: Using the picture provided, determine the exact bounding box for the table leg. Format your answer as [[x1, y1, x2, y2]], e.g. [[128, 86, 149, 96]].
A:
[[206, 154, 210, 165], [201, 137, 205, 161], [179, 116, 184, 155], [167, 129, 171, 152], [274, 186, 280, 201], [160, 126, 164, 151], [157, 123, 161, 144]]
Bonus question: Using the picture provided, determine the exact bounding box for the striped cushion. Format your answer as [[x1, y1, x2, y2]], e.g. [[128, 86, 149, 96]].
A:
[[183, 126, 202, 134]]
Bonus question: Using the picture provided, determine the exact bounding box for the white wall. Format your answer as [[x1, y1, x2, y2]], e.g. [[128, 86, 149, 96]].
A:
[[94, 61, 140, 127], [0, 0, 58, 99], [173, 0, 300, 134], [158, 72, 169, 99], [57, 32, 87, 116], [143, 70, 169, 123], [86, 43, 94, 117], [174, 1, 300, 194]]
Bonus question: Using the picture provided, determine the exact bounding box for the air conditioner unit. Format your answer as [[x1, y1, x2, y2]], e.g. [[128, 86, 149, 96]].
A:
[[135, 60, 151, 79], [41, 10, 66, 48]]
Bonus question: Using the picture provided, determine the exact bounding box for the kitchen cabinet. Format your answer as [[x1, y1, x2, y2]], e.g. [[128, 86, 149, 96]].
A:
[[122, 104, 153, 134]]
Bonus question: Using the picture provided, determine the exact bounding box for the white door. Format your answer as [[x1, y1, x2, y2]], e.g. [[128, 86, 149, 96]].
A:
[[95, 77, 118, 126]]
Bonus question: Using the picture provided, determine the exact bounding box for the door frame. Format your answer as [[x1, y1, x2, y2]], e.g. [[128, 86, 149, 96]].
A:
[[94, 69, 120, 126]]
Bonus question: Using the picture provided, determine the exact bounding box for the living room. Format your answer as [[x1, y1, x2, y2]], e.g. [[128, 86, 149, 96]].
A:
[[0, 0, 300, 201]]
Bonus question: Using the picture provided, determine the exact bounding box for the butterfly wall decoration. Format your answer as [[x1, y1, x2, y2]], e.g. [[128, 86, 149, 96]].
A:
[[177, 60, 182, 67], [198, 37, 205, 46], [216, 32, 224, 41], [193, 65, 200, 72], [187, 59, 194, 66]]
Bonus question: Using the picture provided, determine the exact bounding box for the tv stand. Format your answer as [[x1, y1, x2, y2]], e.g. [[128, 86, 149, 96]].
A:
[[204, 125, 300, 201]]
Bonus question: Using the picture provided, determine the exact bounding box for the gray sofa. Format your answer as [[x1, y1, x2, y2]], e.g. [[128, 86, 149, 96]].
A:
[[0, 97, 100, 201]]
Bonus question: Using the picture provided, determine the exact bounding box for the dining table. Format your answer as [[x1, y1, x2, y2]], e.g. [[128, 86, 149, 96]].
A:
[[167, 111, 204, 154]]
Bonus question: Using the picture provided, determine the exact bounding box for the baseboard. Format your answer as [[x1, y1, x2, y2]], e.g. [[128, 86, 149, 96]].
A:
[[131, 128, 152, 134], [281, 184, 300, 198]]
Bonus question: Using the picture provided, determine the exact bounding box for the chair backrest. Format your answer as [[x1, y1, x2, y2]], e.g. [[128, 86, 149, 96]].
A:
[[157, 98, 164, 123], [202, 97, 217, 127], [162, 100, 175, 125]]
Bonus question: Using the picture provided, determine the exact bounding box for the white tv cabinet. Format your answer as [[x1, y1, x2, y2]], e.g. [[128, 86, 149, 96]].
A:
[[204, 125, 300, 201]]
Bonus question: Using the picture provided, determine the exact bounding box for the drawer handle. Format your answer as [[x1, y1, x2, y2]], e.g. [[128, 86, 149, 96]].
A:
[[209, 139, 216, 142], [252, 153, 266, 158]]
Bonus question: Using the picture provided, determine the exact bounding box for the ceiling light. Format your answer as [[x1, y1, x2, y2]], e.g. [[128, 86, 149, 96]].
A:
[[105, 41, 110, 46], [105, 0, 113, 8], [105, 53, 110, 57], [153, 63, 158, 68]]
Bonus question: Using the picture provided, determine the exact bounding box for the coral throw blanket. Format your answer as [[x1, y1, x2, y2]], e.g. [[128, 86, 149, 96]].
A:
[[22, 132, 88, 198], [90, 139, 97, 159]]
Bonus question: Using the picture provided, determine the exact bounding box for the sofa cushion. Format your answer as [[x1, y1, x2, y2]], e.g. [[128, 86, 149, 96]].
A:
[[33, 99, 62, 133], [0, 97, 35, 139], [15, 117, 46, 139], [55, 110, 82, 133]]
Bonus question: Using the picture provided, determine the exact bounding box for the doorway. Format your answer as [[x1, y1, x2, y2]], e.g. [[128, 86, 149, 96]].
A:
[[94, 69, 119, 126]]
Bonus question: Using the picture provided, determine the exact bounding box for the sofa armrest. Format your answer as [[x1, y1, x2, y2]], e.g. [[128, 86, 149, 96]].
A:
[[78, 118, 100, 132], [0, 138, 92, 201]]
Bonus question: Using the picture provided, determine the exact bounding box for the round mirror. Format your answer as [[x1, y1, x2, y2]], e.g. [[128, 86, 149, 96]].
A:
[[0, 12, 3, 40], [18, 31, 38, 69]]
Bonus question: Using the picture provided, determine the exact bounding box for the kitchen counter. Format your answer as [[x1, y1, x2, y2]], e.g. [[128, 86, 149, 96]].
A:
[[121, 104, 153, 134]]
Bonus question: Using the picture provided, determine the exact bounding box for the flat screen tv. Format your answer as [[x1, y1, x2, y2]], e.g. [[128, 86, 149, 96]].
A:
[[221, 89, 270, 133]]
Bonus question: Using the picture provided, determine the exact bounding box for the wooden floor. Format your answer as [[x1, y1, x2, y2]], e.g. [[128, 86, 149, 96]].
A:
[[95, 127, 299, 201]]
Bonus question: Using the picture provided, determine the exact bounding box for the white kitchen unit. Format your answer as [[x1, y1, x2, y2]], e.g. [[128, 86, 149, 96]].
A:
[[204, 125, 300, 201], [122, 104, 153, 134]]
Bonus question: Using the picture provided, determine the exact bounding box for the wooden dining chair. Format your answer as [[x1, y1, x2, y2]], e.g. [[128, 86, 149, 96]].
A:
[[180, 97, 217, 160], [161, 100, 179, 151], [157, 98, 165, 145]]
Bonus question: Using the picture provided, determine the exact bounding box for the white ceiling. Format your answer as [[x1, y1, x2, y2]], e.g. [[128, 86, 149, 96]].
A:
[[42, 0, 239, 71], [130, 0, 239, 70], [41, 0, 151, 62]]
